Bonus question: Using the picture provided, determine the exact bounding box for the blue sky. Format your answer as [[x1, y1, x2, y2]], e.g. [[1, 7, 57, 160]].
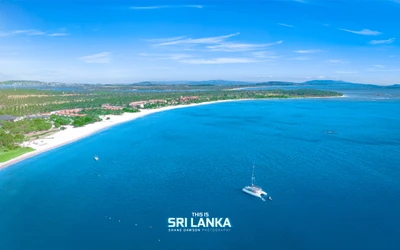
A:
[[0, 0, 399, 84]]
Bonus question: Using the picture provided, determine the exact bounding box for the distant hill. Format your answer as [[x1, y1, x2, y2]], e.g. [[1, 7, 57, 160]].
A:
[[128, 80, 253, 86], [302, 80, 350, 85], [0, 80, 76, 86], [0, 80, 46, 85], [253, 80, 399, 88], [187, 80, 252, 85], [254, 81, 298, 86], [387, 84, 400, 89], [255, 80, 356, 86], [252, 80, 353, 86], [301, 80, 400, 88]]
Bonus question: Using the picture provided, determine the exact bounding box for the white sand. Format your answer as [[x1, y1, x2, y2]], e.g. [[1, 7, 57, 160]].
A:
[[0, 100, 239, 170]]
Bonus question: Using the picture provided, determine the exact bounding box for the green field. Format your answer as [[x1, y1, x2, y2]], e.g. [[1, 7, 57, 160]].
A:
[[0, 147, 35, 163]]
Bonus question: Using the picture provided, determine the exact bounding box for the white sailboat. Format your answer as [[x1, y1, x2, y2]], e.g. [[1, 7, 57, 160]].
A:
[[242, 165, 267, 199]]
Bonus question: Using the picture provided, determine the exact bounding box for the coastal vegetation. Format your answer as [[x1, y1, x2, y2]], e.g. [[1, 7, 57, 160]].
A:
[[1, 118, 52, 134], [71, 115, 100, 127], [50, 115, 71, 128], [0, 147, 34, 163], [0, 119, 52, 151], [0, 88, 342, 116]]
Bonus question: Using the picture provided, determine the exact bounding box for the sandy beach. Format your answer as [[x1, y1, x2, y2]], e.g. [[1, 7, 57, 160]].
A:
[[0, 100, 239, 170]]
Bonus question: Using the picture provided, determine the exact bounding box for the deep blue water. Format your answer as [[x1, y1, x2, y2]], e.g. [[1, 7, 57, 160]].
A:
[[0, 96, 399, 250]]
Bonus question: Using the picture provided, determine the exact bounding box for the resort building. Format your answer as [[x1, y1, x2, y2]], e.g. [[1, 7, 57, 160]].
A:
[[179, 96, 199, 102], [101, 104, 123, 110], [53, 109, 84, 117], [129, 101, 147, 108], [148, 99, 167, 105]]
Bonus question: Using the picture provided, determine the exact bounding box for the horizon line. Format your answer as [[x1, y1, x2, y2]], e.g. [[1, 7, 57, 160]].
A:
[[0, 79, 398, 86]]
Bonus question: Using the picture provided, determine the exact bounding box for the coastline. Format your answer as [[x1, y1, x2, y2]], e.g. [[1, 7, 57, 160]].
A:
[[0, 96, 344, 171], [0, 100, 239, 170]]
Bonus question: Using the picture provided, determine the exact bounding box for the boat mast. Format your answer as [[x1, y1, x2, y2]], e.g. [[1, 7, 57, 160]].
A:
[[251, 165, 255, 186]]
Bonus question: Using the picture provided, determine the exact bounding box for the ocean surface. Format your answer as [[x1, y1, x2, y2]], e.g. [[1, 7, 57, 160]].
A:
[[0, 91, 399, 250]]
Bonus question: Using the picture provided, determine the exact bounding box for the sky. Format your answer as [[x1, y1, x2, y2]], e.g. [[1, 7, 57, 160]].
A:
[[0, 0, 399, 84]]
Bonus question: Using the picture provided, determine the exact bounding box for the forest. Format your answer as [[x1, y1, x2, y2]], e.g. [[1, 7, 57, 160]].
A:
[[0, 88, 342, 116]]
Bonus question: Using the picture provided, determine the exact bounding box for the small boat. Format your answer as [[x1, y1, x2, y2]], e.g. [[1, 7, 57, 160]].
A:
[[268, 196, 272, 201], [94, 156, 99, 161], [242, 165, 267, 199]]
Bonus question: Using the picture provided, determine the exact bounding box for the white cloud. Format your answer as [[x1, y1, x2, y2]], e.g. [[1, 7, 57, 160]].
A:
[[130, 5, 203, 10], [146, 33, 283, 55], [0, 29, 70, 37], [179, 57, 257, 64], [327, 59, 345, 63], [206, 40, 283, 52], [143, 36, 187, 43], [369, 38, 395, 45], [339, 28, 382, 36], [294, 49, 322, 54], [277, 23, 294, 28], [138, 53, 192, 60], [79, 52, 111, 63], [153, 33, 240, 46], [251, 51, 280, 59], [11, 29, 46, 36], [373, 69, 400, 72], [0, 29, 45, 37], [336, 71, 358, 74], [48, 33, 69, 37]]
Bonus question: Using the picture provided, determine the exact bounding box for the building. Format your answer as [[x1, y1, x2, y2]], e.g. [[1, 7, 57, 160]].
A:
[[0, 115, 19, 122], [129, 101, 147, 108], [179, 96, 199, 102], [148, 99, 167, 105], [24, 113, 51, 119], [54, 109, 83, 117], [0, 114, 19, 122], [101, 104, 123, 110]]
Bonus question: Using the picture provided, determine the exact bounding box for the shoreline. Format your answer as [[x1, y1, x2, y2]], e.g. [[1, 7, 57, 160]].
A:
[[0, 96, 343, 171], [0, 99, 241, 170]]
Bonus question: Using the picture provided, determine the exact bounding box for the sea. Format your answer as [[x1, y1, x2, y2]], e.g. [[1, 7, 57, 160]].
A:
[[0, 87, 399, 250]]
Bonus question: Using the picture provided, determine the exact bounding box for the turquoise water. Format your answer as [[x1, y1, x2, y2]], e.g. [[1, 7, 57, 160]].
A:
[[0, 96, 399, 250]]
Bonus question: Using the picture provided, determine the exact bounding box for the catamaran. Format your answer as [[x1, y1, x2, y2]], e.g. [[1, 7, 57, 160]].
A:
[[242, 165, 267, 199]]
